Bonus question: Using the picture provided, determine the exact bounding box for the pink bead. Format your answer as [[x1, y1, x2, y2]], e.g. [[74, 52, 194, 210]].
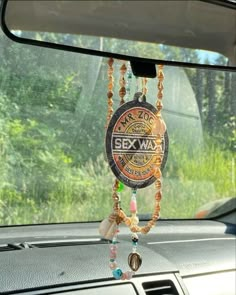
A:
[[110, 245, 117, 251], [109, 250, 117, 259], [130, 200, 137, 212], [126, 271, 134, 280]]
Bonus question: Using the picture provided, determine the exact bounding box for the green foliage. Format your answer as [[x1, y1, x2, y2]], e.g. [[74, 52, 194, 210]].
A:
[[0, 144, 234, 224]]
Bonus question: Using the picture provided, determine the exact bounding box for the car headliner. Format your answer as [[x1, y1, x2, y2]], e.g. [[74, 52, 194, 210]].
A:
[[4, 0, 236, 65]]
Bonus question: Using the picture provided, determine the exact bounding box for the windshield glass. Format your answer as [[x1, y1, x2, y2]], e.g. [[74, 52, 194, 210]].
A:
[[0, 27, 235, 225]]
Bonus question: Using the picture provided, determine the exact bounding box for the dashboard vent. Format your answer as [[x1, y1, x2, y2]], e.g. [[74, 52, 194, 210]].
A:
[[0, 239, 109, 252], [30, 238, 108, 248], [142, 280, 179, 295], [0, 244, 23, 252]]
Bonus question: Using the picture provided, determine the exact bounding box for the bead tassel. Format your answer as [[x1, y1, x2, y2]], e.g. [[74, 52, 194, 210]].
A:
[[102, 60, 167, 280]]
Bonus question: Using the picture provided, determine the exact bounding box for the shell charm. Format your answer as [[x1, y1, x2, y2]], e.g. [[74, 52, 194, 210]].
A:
[[128, 252, 142, 271], [99, 218, 117, 239]]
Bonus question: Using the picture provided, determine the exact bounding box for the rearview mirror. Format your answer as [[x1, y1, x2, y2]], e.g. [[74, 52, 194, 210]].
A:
[[1, 0, 236, 71]]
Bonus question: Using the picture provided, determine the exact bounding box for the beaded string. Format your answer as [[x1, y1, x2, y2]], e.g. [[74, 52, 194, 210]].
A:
[[106, 58, 114, 128], [117, 66, 166, 234], [108, 180, 136, 280], [108, 61, 137, 280], [119, 62, 127, 105], [102, 61, 166, 280], [126, 62, 132, 100]]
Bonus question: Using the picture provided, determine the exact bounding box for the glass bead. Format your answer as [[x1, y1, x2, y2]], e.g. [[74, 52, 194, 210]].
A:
[[126, 271, 134, 280], [131, 233, 138, 241], [110, 251, 117, 259], [112, 268, 123, 280], [110, 244, 117, 251], [130, 199, 137, 213], [117, 181, 124, 192], [109, 261, 117, 270]]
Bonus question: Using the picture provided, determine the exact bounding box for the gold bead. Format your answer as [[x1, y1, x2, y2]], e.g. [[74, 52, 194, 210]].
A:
[[108, 58, 114, 67], [124, 217, 131, 226], [118, 210, 126, 220], [148, 220, 155, 228], [153, 167, 162, 178], [120, 63, 127, 74], [155, 204, 161, 211], [141, 226, 150, 234], [119, 87, 126, 97], [152, 214, 159, 221], [155, 191, 162, 201], [155, 179, 162, 191], [130, 225, 140, 233]]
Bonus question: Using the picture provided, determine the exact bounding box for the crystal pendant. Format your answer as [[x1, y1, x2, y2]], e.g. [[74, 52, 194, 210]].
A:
[[99, 218, 117, 239], [128, 252, 142, 271]]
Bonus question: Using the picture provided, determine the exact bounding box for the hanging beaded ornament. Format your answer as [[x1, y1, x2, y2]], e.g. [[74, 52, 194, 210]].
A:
[[100, 60, 168, 280]]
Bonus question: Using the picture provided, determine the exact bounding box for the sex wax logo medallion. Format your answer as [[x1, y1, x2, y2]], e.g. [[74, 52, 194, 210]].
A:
[[106, 93, 168, 189]]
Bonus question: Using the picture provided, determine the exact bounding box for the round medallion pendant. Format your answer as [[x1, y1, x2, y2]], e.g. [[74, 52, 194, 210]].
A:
[[106, 93, 168, 189]]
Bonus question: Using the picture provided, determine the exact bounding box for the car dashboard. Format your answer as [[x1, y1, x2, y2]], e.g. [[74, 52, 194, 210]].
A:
[[0, 219, 235, 295]]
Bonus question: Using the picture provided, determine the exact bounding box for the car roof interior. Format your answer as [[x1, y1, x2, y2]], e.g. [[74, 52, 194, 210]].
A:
[[5, 0, 236, 64]]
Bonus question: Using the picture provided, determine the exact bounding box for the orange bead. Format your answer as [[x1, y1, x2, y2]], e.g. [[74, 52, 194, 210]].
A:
[[108, 58, 114, 67], [107, 91, 113, 99], [124, 218, 131, 226], [141, 226, 150, 234], [119, 87, 126, 97], [120, 63, 127, 73], [155, 191, 162, 201]]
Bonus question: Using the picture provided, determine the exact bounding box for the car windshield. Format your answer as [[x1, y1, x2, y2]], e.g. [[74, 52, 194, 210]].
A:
[[0, 26, 235, 225]]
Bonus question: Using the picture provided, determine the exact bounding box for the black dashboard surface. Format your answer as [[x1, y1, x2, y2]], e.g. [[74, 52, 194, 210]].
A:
[[0, 220, 235, 294]]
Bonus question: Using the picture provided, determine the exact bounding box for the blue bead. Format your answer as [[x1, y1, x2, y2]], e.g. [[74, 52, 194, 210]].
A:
[[112, 268, 123, 280]]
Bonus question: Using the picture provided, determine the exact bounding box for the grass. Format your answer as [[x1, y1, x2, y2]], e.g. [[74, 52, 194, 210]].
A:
[[0, 144, 235, 225]]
